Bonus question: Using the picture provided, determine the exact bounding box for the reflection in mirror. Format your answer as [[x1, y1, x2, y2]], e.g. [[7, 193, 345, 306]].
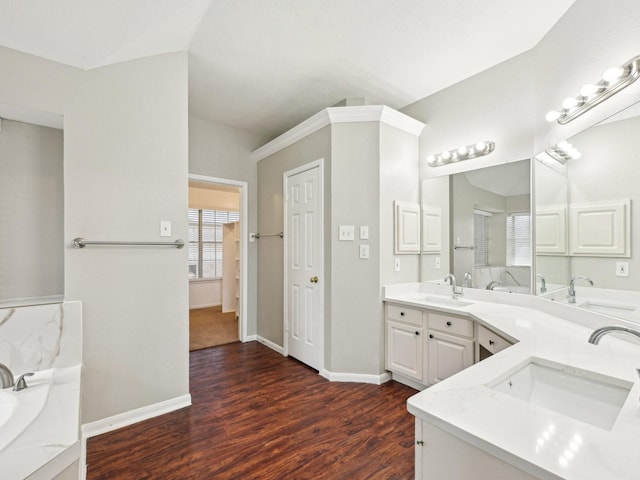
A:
[[535, 101, 640, 323], [0, 113, 64, 307], [422, 160, 532, 294]]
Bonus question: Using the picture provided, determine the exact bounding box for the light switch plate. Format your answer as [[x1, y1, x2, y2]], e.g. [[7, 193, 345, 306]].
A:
[[339, 225, 355, 241], [160, 220, 172, 237], [435, 257, 441, 269], [360, 226, 369, 240], [394, 258, 401, 272], [359, 244, 370, 259], [616, 262, 629, 277]]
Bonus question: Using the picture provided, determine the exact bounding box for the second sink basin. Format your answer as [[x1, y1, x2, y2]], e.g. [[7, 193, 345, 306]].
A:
[[488, 358, 632, 430], [421, 295, 474, 308]]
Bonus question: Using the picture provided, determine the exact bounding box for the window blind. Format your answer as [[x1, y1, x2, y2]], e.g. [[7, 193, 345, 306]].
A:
[[506, 213, 532, 266], [474, 211, 490, 266], [188, 209, 239, 278]]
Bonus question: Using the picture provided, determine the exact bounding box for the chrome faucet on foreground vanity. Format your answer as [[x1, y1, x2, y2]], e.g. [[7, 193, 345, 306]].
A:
[[588, 326, 640, 345], [568, 276, 594, 304], [0, 363, 34, 391], [444, 273, 464, 299]]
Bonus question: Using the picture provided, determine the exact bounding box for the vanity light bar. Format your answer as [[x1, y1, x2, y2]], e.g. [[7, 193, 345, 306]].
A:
[[546, 55, 640, 125], [545, 141, 581, 164], [426, 140, 495, 167]]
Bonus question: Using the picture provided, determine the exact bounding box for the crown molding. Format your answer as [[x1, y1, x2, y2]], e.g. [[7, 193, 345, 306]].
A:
[[251, 105, 425, 162]]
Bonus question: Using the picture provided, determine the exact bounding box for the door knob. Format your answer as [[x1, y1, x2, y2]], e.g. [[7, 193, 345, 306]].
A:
[[310, 276, 319, 283]]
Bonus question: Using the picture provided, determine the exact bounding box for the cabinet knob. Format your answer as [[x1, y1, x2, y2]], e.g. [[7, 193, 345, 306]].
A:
[[429, 334, 434, 339], [416, 440, 424, 446], [400, 311, 405, 316], [446, 321, 452, 326], [489, 339, 495, 345], [415, 331, 420, 336]]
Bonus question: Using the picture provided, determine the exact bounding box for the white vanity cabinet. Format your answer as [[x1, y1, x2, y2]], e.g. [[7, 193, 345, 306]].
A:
[[426, 312, 474, 385], [385, 304, 424, 381], [476, 323, 512, 361]]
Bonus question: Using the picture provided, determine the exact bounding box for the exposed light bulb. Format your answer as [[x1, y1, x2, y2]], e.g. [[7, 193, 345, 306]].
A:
[[475, 141, 487, 152], [569, 150, 582, 160], [579, 83, 600, 97], [557, 141, 570, 150], [441, 150, 452, 161], [426, 154, 437, 166], [602, 65, 628, 83], [457, 146, 468, 157], [562, 97, 580, 110], [545, 110, 562, 122]]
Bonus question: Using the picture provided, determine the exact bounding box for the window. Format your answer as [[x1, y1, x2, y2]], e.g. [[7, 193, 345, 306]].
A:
[[188, 209, 239, 279], [473, 210, 490, 266], [506, 212, 531, 266]]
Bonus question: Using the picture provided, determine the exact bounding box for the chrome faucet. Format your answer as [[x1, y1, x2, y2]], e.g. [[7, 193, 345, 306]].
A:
[[537, 273, 547, 294], [463, 272, 472, 288], [486, 280, 502, 290], [568, 276, 594, 304], [444, 273, 463, 298], [588, 326, 640, 345], [0, 363, 14, 389]]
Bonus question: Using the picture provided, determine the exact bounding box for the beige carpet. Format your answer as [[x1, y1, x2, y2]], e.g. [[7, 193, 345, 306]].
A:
[[189, 306, 238, 351]]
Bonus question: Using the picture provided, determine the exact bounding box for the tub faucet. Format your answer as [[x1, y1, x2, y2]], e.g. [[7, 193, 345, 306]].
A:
[[537, 273, 547, 294], [463, 272, 472, 288], [568, 276, 594, 304], [0, 363, 14, 389], [486, 280, 502, 290], [588, 326, 640, 345], [444, 273, 463, 298]]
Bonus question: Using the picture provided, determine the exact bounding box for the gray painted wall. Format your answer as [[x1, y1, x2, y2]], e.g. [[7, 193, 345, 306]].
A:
[[0, 119, 63, 302], [0, 46, 190, 423]]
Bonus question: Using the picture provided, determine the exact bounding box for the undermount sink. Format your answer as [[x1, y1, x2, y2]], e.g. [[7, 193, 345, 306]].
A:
[[488, 358, 632, 430], [421, 295, 474, 308], [577, 300, 638, 317]]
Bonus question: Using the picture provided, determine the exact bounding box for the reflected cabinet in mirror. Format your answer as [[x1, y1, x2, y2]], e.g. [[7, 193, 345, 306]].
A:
[[535, 102, 640, 322], [421, 159, 532, 294], [0, 114, 64, 307]]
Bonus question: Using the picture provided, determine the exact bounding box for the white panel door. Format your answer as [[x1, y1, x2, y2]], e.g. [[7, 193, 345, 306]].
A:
[[285, 164, 322, 370]]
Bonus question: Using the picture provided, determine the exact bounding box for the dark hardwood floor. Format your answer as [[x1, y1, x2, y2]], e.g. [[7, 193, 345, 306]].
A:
[[87, 341, 418, 479]]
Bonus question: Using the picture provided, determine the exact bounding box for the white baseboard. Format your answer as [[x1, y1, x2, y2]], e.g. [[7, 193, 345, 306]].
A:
[[257, 335, 285, 355], [189, 302, 221, 310], [243, 334, 258, 342], [81, 393, 192, 439], [319, 369, 392, 385]]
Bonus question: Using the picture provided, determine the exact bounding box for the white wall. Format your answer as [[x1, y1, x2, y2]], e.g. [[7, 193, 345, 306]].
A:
[[0, 46, 190, 423], [189, 114, 267, 337], [189, 279, 222, 309], [0, 119, 63, 302]]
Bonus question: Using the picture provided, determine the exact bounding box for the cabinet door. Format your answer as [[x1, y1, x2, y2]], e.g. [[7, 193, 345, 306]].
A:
[[427, 331, 473, 385], [387, 320, 423, 381]]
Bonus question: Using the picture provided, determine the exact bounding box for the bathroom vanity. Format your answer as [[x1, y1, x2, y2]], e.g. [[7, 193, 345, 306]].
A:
[[385, 283, 640, 480]]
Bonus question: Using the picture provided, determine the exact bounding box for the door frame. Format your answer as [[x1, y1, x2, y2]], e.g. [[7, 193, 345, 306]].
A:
[[188, 173, 249, 342], [282, 158, 325, 371]]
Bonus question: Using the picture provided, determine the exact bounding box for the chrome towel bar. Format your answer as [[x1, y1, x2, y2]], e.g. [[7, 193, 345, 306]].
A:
[[72, 238, 185, 249], [251, 232, 283, 240]]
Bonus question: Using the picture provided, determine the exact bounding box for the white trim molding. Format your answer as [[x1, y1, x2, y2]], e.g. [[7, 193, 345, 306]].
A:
[[320, 369, 392, 385], [251, 105, 425, 162], [257, 335, 285, 355]]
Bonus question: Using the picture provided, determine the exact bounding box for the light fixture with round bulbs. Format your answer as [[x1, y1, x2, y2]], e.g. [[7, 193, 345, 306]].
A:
[[426, 141, 495, 167], [546, 54, 640, 125]]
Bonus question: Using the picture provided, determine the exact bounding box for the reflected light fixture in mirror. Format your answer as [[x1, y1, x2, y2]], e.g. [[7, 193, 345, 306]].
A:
[[426, 140, 495, 167], [546, 54, 640, 125], [545, 141, 581, 164]]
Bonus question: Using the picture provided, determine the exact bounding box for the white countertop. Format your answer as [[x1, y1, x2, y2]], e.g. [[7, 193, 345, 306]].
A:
[[384, 283, 640, 480]]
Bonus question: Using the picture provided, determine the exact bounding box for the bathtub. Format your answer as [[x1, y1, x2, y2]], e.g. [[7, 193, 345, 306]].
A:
[[0, 365, 81, 479]]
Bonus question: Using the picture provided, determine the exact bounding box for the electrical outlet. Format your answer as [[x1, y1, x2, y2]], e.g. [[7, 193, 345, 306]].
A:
[[435, 257, 441, 269], [616, 262, 629, 277], [359, 226, 369, 240], [394, 258, 401, 272]]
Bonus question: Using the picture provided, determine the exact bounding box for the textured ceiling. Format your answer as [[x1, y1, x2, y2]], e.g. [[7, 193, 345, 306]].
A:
[[0, 0, 575, 139]]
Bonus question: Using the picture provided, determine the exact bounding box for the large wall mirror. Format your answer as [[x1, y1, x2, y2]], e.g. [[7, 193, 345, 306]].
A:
[[534, 101, 640, 321], [421, 159, 532, 293], [0, 105, 64, 307]]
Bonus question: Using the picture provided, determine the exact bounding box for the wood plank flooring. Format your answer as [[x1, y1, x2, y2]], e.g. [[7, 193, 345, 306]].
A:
[[86, 341, 418, 479]]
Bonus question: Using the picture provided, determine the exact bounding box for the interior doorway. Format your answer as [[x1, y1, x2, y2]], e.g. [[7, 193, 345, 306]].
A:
[[187, 174, 248, 349]]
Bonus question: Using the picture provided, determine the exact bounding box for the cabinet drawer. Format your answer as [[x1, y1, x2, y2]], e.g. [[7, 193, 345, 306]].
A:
[[428, 312, 473, 337], [477, 324, 511, 355], [387, 304, 422, 326]]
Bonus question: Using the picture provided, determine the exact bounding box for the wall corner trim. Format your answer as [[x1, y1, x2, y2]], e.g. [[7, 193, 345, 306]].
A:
[[319, 369, 392, 385], [256, 335, 285, 355], [251, 105, 425, 162], [81, 394, 192, 439]]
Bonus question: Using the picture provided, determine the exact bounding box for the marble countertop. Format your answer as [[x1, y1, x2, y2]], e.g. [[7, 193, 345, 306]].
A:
[[384, 283, 640, 480]]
